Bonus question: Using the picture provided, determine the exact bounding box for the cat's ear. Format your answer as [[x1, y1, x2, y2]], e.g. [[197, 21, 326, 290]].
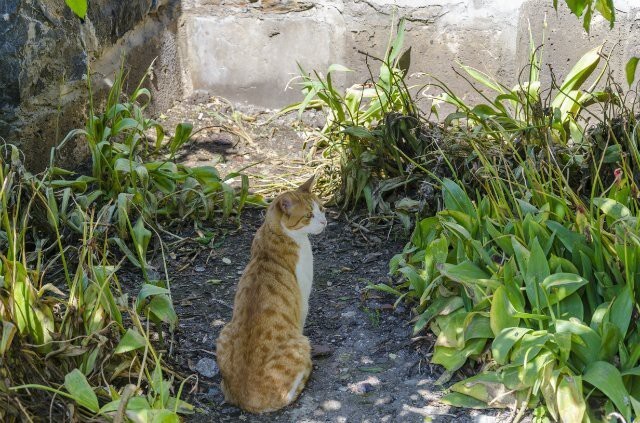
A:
[[298, 175, 315, 193], [278, 194, 294, 215]]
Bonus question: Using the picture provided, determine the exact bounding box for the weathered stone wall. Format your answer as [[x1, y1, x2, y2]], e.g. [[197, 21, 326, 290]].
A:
[[0, 0, 185, 170]]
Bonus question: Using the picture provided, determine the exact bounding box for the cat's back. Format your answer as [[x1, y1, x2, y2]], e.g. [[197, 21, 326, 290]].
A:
[[235, 223, 301, 325]]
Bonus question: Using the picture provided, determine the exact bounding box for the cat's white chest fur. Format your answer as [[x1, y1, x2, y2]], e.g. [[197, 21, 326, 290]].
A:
[[295, 236, 313, 329], [282, 201, 326, 330]]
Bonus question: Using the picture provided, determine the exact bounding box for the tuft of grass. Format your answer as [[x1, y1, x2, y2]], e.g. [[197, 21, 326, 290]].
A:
[[280, 18, 431, 227], [0, 147, 192, 421]]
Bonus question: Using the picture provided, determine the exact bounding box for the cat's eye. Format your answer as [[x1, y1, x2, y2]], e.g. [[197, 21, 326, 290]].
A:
[[306, 212, 313, 218]]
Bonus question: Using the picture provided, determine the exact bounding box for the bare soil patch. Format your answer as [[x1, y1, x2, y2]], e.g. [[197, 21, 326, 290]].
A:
[[133, 97, 514, 422]]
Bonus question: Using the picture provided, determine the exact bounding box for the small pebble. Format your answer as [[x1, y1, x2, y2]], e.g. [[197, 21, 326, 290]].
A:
[[375, 396, 393, 406], [321, 400, 342, 411], [195, 357, 219, 378], [222, 257, 231, 265], [195, 266, 205, 272], [348, 376, 380, 395], [207, 386, 221, 396]]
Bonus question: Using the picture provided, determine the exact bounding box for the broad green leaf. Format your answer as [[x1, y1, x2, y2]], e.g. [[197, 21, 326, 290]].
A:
[[555, 319, 601, 365], [343, 126, 375, 140], [552, 45, 601, 109], [432, 338, 486, 372], [190, 166, 220, 184], [490, 286, 520, 336], [441, 392, 489, 409], [367, 283, 403, 297], [114, 329, 147, 354], [398, 266, 426, 295], [114, 158, 134, 174], [593, 197, 634, 222], [557, 292, 584, 321], [170, 122, 193, 153], [583, 361, 632, 422], [111, 237, 143, 268], [594, 0, 615, 28], [0, 321, 17, 355], [524, 238, 549, 309], [518, 350, 555, 387], [150, 409, 180, 423], [423, 235, 449, 286], [540, 273, 588, 306], [388, 18, 406, 63], [492, 328, 532, 365], [327, 64, 353, 73], [148, 295, 178, 329], [99, 396, 151, 414], [441, 210, 476, 236], [65, 0, 87, 18], [413, 296, 463, 335], [510, 331, 551, 365], [448, 372, 516, 408], [137, 284, 170, 305], [599, 322, 621, 361], [609, 284, 633, 336], [64, 369, 99, 412], [568, 0, 590, 17], [112, 118, 140, 135], [511, 237, 530, 276], [461, 65, 506, 94], [556, 374, 586, 423], [438, 261, 496, 289], [442, 179, 477, 219], [131, 218, 151, 265], [463, 314, 493, 342], [626, 57, 640, 87]]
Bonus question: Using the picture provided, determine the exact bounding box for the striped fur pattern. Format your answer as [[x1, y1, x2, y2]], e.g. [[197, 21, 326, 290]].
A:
[[215, 176, 327, 413]]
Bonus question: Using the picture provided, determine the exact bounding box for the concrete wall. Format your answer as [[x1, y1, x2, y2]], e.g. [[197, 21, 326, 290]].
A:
[[2, 0, 640, 170], [178, 0, 640, 109]]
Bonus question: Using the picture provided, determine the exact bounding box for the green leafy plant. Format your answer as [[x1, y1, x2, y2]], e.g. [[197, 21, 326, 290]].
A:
[[0, 147, 191, 421], [50, 62, 254, 269], [384, 174, 640, 420], [281, 19, 426, 217], [428, 24, 612, 145], [554, 0, 615, 32]]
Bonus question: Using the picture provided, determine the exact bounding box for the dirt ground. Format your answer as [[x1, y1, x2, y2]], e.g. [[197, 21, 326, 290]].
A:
[[144, 97, 516, 423]]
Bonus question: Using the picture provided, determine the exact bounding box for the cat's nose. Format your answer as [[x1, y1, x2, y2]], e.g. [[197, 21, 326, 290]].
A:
[[320, 217, 327, 226]]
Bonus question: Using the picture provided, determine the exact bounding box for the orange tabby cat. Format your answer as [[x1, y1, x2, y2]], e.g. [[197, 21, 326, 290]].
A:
[[215, 176, 327, 413]]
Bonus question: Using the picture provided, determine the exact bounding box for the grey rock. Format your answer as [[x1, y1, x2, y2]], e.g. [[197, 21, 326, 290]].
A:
[[195, 357, 219, 378]]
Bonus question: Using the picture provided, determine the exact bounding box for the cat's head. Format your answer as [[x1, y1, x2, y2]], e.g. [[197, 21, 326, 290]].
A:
[[272, 175, 327, 236]]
